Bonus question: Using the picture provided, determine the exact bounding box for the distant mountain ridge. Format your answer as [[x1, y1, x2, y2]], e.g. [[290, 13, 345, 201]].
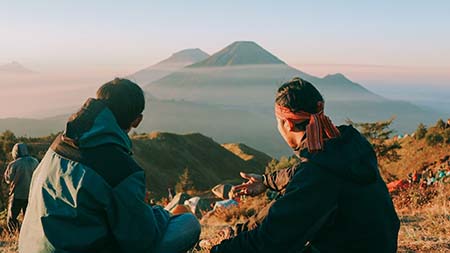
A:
[[128, 48, 209, 85], [147, 41, 380, 103], [188, 41, 285, 67], [0, 61, 34, 74]]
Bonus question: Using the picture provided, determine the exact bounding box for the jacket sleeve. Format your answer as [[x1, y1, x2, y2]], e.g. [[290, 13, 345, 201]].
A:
[[106, 170, 170, 253], [213, 162, 341, 253], [4, 162, 16, 184], [263, 163, 300, 192]]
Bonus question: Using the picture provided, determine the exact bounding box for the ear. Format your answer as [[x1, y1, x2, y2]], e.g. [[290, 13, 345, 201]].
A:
[[130, 114, 143, 129]]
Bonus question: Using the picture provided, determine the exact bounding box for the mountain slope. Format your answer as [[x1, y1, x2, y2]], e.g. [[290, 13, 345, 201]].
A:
[[189, 41, 284, 67], [132, 132, 271, 198], [128, 48, 209, 85], [222, 143, 273, 170]]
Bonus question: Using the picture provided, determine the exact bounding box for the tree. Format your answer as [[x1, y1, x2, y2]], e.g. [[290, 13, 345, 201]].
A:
[[425, 132, 444, 146], [435, 119, 446, 130], [347, 118, 401, 164], [415, 123, 427, 140], [444, 129, 450, 144], [175, 168, 195, 193]]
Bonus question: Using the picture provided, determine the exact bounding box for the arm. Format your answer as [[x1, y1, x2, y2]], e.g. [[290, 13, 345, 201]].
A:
[[106, 171, 170, 253], [4, 162, 16, 184], [263, 163, 300, 192], [213, 162, 341, 253], [231, 163, 301, 198]]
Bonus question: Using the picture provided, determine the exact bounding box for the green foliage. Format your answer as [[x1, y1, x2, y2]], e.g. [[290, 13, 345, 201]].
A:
[[444, 129, 450, 144], [347, 118, 401, 164], [265, 156, 299, 174], [415, 123, 427, 140], [425, 132, 444, 146], [175, 168, 195, 193], [435, 119, 446, 130]]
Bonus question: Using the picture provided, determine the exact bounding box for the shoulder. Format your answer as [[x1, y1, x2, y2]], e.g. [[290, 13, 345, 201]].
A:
[[6, 160, 18, 169], [51, 135, 142, 188], [82, 145, 143, 187], [290, 161, 341, 186]]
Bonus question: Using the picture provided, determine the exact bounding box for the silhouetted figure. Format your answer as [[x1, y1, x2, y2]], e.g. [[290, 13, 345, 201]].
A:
[[4, 143, 39, 232]]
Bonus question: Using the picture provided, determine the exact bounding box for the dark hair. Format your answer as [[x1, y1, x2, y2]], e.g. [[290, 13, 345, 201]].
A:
[[96, 78, 145, 129], [275, 77, 324, 129]]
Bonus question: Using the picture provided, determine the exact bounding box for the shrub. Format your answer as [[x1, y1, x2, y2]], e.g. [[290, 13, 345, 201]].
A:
[[425, 132, 444, 146], [415, 123, 427, 140], [435, 119, 446, 130], [443, 128, 450, 144]]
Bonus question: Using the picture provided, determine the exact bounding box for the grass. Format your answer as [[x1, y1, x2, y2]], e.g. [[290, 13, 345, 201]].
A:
[[0, 187, 448, 253]]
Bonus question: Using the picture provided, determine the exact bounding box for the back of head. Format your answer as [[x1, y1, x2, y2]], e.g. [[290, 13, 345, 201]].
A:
[[275, 77, 324, 129], [96, 78, 145, 129], [12, 143, 29, 160], [275, 77, 324, 113]]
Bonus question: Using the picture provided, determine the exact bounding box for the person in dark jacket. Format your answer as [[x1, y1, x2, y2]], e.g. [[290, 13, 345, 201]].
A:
[[19, 78, 200, 253], [210, 77, 400, 253], [4, 143, 39, 232]]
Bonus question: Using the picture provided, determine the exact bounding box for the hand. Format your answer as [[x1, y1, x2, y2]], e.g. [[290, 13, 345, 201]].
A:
[[230, 172, 267, 197]]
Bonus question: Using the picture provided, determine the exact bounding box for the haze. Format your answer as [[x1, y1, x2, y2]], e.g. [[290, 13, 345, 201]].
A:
[[1, 1, 449, 117]]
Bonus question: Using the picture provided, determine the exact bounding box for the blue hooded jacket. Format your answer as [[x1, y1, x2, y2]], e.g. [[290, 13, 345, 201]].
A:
[[19, 99, 170, 253]]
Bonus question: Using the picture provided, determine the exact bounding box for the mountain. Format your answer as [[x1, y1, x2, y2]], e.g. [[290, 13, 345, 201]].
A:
[[145, 41, 439, 133], [188, 41, 284, 67], [0, 61, 34, 74], [147, 41, 379, 104], [128, 48, 209, 85], [131, 132, 271, 198]]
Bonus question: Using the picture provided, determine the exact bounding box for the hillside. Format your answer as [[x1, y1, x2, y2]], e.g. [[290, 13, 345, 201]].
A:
[[382, 126, 450, 179], [128, 48, 209, 85], [0, 130, 272, 201], [222, 143, 272, 170], [132, 132, 270, 198]]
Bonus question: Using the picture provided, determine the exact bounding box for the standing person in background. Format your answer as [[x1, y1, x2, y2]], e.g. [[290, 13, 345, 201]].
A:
[[4, 143, 39, 232]]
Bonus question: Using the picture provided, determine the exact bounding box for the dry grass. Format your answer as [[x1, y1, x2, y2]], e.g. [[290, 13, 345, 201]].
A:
[[396, 184, 450, 252], [0, 232, 18, 253], [1, 188, 448, 253]]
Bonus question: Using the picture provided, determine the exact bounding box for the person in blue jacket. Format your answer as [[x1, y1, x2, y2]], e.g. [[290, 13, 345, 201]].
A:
[[19, 78, 200, 253]]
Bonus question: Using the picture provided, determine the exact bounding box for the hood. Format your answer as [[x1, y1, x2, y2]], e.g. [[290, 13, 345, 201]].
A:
[[64, 98, 132, 152], [299, 125, 379, 184], [12, 143, 30, 160]]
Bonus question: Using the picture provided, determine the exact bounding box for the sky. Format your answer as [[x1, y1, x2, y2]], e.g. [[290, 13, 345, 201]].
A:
[[0, 0, 449, 117]]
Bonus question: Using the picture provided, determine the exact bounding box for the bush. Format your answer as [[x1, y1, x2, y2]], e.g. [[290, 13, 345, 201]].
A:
[[415, 123, 427, 140], [435, 119, 446, 130], [425, 132, 444, 146], [444, 128, 450, 144]]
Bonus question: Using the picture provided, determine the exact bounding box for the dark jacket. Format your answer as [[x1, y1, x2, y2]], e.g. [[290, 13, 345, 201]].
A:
[[213, 125, 400, 253], [4, 143, 39, 200], [19, 99, 170, 253]]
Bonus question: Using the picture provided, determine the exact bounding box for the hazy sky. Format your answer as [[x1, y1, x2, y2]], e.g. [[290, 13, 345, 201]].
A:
[[1, 0, 449, 85]]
